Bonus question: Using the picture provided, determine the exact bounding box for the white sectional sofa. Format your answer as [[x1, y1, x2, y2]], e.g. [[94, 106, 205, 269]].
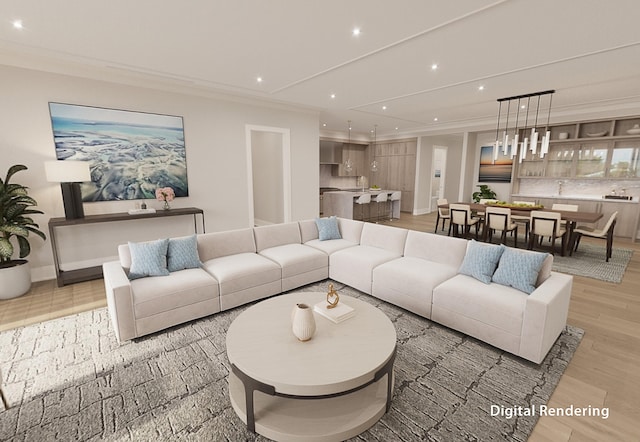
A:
[[103, 217, 572, 364]]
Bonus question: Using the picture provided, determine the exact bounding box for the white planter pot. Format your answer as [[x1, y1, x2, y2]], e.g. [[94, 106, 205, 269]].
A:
[[0, 260, 32, 299]]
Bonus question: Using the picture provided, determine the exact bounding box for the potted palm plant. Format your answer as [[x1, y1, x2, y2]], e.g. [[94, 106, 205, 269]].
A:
[[0, 164, 46, 299]]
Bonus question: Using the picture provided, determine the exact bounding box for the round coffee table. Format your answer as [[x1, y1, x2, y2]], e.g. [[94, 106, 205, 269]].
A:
[[226, 291, 397, 442]]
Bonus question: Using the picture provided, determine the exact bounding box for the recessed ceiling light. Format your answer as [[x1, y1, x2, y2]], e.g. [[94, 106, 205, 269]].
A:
[[478, 85, 485, 91], [352, 28, 361, 36], [12, 20, 23, 29], [395, 127, 399, 130], [322, 123, 327, 127], [256, 77, 263, 83], [431, 63, 438, 70], [382, 106, 387, 110], [330, 93, 336, 99], [433, 117, 438, 122]]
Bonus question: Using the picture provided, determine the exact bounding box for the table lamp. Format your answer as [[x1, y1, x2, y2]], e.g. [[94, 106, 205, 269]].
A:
[[45, 160, 91, 220]]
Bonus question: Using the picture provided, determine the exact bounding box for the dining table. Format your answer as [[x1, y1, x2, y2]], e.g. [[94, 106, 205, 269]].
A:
[[441, 202, 604, 255]]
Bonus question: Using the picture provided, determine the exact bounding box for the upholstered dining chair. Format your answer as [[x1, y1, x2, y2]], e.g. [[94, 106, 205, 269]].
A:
[[484, 206, 518, 247], [511, 200, 536, 243], [476, 198, 498, 221], [571, 211, 618, 262], [552, 203, 579, 229], [354, 193, 371, 222], [528, 211, 567, 255], [435, 198, 450, 232], [448, 203, 480, 239]]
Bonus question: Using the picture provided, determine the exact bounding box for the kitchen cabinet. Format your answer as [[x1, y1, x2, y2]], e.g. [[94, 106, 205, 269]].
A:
[[371, 138, 417, 212], [515, 116, 640, 179], [335, 143, 367, 177]]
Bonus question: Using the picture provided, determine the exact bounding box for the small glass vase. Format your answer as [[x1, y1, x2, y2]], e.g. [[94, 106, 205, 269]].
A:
[[163, 200, 170, 210]]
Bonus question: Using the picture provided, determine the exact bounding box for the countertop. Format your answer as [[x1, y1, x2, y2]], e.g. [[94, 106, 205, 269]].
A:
[[512, 194, 639, 203]]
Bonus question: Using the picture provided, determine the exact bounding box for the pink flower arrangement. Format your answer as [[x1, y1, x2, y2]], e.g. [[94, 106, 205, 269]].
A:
[[155, 187, 175, 202]]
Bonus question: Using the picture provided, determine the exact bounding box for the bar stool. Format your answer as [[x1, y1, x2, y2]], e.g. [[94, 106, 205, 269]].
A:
[[388, 191, 401, 221], [354, 193, 371, 221], [373, 191, 388, 222]]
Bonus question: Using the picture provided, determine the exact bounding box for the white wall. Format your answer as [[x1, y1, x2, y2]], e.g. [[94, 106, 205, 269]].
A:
[[0, 65, 319, 281], [251, 131, 284, 225]]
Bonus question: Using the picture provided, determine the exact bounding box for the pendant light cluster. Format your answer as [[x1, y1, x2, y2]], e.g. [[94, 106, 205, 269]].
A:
[[343, 120, 353, 173], [494, 90, 555, 164], [370, 124, 378, 172]]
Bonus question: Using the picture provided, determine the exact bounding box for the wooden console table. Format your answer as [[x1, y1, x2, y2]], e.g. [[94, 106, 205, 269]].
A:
[[48, 207, 205, 287]]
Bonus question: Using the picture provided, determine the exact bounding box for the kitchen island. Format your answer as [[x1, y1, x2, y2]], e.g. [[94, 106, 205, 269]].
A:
[[323, 190, 401, 220]]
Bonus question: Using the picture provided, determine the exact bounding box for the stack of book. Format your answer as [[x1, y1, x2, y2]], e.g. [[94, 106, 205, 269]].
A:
[[313, 301, 355, 323]]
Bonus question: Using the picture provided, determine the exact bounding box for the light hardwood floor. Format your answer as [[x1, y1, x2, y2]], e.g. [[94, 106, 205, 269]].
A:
[[1, 212, 638, 441]]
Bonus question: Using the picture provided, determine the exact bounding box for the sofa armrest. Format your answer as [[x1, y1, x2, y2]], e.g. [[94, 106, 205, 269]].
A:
[[519, 271, 573, 364], [103, 260, 137, 342]]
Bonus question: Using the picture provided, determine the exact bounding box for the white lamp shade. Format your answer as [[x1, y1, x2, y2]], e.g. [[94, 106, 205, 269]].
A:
[[45, 160, 91, 183]]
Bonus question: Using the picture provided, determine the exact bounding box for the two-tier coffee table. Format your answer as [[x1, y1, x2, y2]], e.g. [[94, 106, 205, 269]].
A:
[[226, 291, 397, 441]]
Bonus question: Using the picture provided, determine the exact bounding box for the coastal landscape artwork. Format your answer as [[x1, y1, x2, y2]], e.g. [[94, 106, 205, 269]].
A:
[[49, 103, 189, 202], [479, 145, 513, 182]]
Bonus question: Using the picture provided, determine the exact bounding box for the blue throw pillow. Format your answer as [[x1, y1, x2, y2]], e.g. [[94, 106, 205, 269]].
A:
[[492, 248, 549, 294], [315, 216, 342, 241], [128, 238, 170, 280], [458, 240, 505, 284], [167, 234, 202, 272]]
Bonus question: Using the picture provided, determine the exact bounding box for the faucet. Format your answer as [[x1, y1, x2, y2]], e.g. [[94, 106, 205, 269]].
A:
[[557, 181, 564, 195]]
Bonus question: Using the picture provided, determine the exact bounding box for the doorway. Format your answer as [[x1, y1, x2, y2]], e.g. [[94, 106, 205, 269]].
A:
[[246, 125, 291, 226], [431, 146, 448, 211]]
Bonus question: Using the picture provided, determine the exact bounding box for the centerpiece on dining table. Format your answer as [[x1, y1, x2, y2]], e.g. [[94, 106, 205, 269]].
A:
[[485, 201, 545, 210]]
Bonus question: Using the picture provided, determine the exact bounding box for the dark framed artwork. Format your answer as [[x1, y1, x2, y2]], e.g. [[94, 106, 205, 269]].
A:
[[479, 145, 513, 183], [48, 102, 189, 202]]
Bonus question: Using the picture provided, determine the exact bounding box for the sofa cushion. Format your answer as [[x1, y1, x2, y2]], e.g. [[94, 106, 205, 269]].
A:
[[458, 240, 505, 284], [197, 228, 256, 261], [131, 268, 219, 318], [330, 245, 402, 294], [372, 257, 459, 318], [359, 223, 408, 255], [127, 239, 170, 280], [254, 222, 302, 252], [299, 219, 320, 243], [202, 252, 281, 296], [433, 274, 528, 336], [403, 230, 467, 268], [304, 238, 358, 255], [259, 244, 328, 278], [492, 248, 550, 294], [167, 234, 202, 272], [337, 218, 364, 244], [315, 216, 341, 241]]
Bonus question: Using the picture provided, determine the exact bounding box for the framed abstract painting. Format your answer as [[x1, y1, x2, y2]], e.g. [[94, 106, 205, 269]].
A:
[[48, 102, 189, 202], [479, 145, 513, 183]]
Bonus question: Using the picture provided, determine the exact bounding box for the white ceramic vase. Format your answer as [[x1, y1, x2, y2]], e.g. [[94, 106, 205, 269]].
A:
[[291, 303, 316, 341]]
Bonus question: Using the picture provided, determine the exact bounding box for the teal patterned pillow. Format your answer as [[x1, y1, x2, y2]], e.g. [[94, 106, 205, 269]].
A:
[[458, 240, 505, 284], [128, 239, 169, 280], [167, 234, 202, 272], [315, 216, 342, 241], [493, 248, 549, 294]]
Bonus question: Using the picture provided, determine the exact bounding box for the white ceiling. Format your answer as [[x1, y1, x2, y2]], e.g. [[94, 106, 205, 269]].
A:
[[2, 0, 640, 138]]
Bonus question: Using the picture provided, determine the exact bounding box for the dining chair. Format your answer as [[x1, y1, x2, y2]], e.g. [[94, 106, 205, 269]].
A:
[[528, 211, 567, 255], [484, 206, 518, 248], [571, 211, 618, 262], [388, 191, 401, 221], [476, 198, 498, 221], [511, 200, 536, 243], [435, 198, 450, 232], [448, 203, 480, 239], [552, 203, 579, 230], [354, 193, 371, 221], [373, 191, 388, 223]]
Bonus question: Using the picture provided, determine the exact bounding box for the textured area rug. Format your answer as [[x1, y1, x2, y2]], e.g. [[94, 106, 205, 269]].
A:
[[0, 281, 583, 441], [551, 243, 633, 283]]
